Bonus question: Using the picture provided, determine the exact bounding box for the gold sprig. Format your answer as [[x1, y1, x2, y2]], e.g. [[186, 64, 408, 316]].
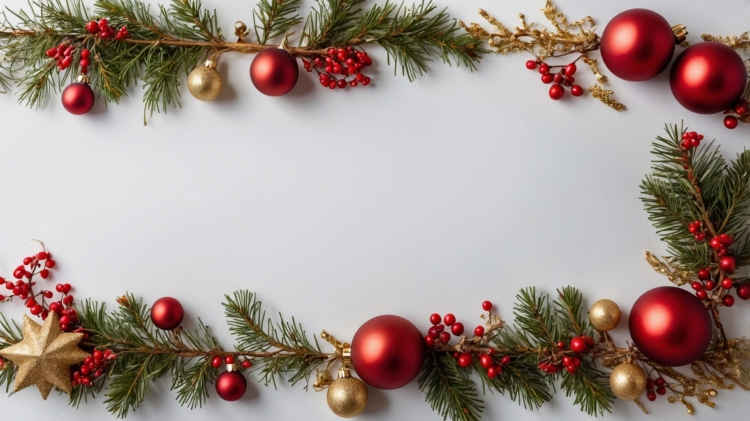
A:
[[645, 251, 694, 286], [701, 32, 750, 50]]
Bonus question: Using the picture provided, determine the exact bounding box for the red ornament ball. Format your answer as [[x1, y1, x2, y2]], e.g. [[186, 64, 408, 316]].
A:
[[150, 297, 184, 330], [215, 371, 247, 401], [61, 83, 95, 115], [250, 48, 299, 96], [670, 42, 747, 114], [600, 9, 676, 81], [351, 315, 424, 390], [629, 287, 712, 366], [737, 284, 750, 300]]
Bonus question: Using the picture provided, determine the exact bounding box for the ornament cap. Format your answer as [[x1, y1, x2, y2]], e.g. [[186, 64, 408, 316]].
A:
[[672, 24, 688, 44], [76, 74, 90, 84], [203, 59, 218, 69]]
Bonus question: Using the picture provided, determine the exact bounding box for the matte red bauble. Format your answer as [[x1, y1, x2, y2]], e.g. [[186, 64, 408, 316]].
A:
[[150, 297, 184, 330], [61, 82, 95, 115], [629, 287, 712, 366], [600, 9, 676, 81], [351, 315, 424, 390], [670, 42, 747, 114], [215, 371, 247, 401], [250, 48, 299, 96]]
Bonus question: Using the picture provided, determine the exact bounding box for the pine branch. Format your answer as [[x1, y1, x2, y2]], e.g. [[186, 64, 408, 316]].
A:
[[512, 287, 559, 348], [559, 363, 613, 416], [253, 0, 302, 45], [475, 349, 552, 411], [418, 352, 484, 421], [0, 313, 21, 393]]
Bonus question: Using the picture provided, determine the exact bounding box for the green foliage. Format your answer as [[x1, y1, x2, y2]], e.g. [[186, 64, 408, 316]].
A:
[[0, 313, 21, 393], [253, 0, 302, 45], [418, 352, 484, 421], [641, 123, 750, 270]]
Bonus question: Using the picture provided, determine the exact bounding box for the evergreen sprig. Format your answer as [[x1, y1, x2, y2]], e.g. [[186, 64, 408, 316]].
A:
[[0, 313, 21, 393], [253, 0, 302, 45], [419, 351, 484, 421]]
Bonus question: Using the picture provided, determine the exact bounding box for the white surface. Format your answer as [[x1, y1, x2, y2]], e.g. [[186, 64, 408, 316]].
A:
[[1, 0, 749, 420]]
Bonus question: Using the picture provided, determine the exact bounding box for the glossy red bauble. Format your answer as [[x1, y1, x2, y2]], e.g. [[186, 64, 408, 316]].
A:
[[150, 297, 184, 330], [215, 371, 247, 401], [600, 9, 676, 81], [250, 48, 299, 96], [61, 83, 95, 115], [670, 42, 747, 114], [629, 287, 712, 366], [351, 315, 424, 390]]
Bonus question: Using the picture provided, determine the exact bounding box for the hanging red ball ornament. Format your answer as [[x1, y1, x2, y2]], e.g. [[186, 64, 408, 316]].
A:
[[150, 297, 184, 330], [250, 48, 299, 96], [215, 370, 247, 401], [670, 42, 747, 114], [600, 9, 677, 81], [629, 287, 712, 366], [61, 82, 95, 115], [351, 315, 424, 390]]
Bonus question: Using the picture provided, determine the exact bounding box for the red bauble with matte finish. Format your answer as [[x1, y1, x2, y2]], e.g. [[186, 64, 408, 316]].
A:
[[600, 9, 676, 81], [61, 83, 95, 115], [150, 297, 184, 330], [250, 48, 299, 96], [215, 371, 247, 401], [670, 42, 747, 114], [351, 315, 424, 390], [629, 287, 712, 366]]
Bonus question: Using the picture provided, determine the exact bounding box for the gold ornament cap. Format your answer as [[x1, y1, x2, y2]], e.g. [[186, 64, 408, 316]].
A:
[[589, 299, 621, 332], [610, 363, 647, 401], [187, 59, 223, 101], [326, 367, 368, 418]]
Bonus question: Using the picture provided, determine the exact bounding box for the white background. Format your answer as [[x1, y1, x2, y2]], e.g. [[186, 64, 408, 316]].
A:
[[1, 0, 750, 420]]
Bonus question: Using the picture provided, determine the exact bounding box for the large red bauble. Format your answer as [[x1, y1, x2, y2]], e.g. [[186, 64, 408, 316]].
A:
[[61, 82, 95, 115], [150, 297, 184, 330], [351, 315, 424, 390], [250, 48, 299, 96], [600, 9, 676, 81], [215, 371, 247, 401], [670, 42, 747, 114], [629, 287, 712, 366]]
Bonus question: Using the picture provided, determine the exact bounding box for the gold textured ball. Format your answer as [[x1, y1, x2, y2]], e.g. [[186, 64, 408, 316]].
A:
[[589, 299, 621, 332], [187, 62, 223, 101], [610, 363, 647, 400], [327, 376, 368, 418]]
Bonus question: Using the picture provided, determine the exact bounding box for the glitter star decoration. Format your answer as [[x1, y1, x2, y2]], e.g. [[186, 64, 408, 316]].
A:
[[0, 312, 89, 399]]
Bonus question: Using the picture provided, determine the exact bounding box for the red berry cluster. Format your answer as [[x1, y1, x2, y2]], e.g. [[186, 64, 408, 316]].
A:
[[680, 130, 704, 150], [691, 259, 744, 306], [72, 349, 115, 387], [645, 375, 667, 401], [303, 47, 372, 90], [538, 335, 594, 375], [210, 355, 253, 369], [722, 99, 749, 130], [85, 18, 129, 40], [45, 45, 92, 74], [526, 60, 584, 100]]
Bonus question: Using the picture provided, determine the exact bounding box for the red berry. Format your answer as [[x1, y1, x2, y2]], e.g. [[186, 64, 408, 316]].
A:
[[474, 326, 485, 336], [721, 278, 734, 289], [80, 58, 91, 67], [691, 137, 700, 148], [725, 115, 739, 129], [525, 60, 537, 70], [457, 353, 473, 368], [487, 366, 497, 378], [697, 269, 710, 280], [437, 324, 445, 332], [40, 269, 50, 279], [583, 336, 594, 348], [481, 301, 492, 311], [336, 79, 346, 89], [694, 232, 706, 242], [688, 224, 699, 234], [647, 391, 656, 401], [569, 337, 586, 353], [451, 323, 464, 336], [656, 386, 666, 395], [241, 360, 252, 369], [723, 294, 735, 307], [443, 314, 456, 326], [562, 356, 571, 366], [566, 365, 576, 374], [349, 80, 358, 87], [64, 295, 74, 305], [654, 377, 665, 387], [720, 256, 736, 273], [424, 335, 436, 348], [46, 259, 56, 268], [549, 84, 565, 100], [565, 63, 577, 75], [488, 348, 496, 355], [361, 77, 371, 86], [429, 313, 441, 325], [538, 63, 550, 74], [556, 341, 565, 349], [428, 326, 439, 338], [211, 356, 222, 368], [46, 48, 57, 57], [439, 332, 451, 344], [80, 49, 90, 59], [479, 354, 494, 369], [705, 280, 715, 290], [541, 73, 554, 84], [501, 355, 511, 365], [696, 290, 708, 300], [44, 291, 53, 299], [553, 74, 563, 84], [85, 21, 99, 34], [737, 284, 750, 300], [30, 305, 43, 315], [570, 85, 583, 96]]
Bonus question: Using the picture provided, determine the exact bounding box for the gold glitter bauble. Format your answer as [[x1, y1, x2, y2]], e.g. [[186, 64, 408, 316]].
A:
[[610, 363, 647, 400], [589, 299, 621, 332], [327, 375, 368, 418], [187, 60, 223, 101], [0, 313, 89, 399]]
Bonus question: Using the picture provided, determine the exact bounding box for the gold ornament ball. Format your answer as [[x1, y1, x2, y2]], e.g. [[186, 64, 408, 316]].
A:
[[610, 363, 647, 400], [187, 60, 223, 101], [589, 299, 621, 332], [327, 376, 368, 418]]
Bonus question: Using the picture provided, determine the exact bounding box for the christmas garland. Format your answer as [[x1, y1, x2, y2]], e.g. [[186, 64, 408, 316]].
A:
[[1, 123, 750, 420], [1, 1, 749, 129]]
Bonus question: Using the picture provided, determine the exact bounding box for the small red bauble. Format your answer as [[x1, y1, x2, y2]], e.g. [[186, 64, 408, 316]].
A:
[[250, 48, 299, 96], [569, 337, 586, 353], [725, 116, 739, 130], [351, 315, 424, 390], [670, 42, 747, 114], [720, 256, 736, 273], [549, 84, 564, 100], [215, 371, 247, 401], [600, 9, 676, 81], [737, 284, 750, 300], [629, 287, 712, 366], [62, 83, 95, 115], [150, 297, 184, 330]]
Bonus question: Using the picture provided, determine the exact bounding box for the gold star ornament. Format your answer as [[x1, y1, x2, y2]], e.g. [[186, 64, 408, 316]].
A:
[[0, 312, 89, 399]]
